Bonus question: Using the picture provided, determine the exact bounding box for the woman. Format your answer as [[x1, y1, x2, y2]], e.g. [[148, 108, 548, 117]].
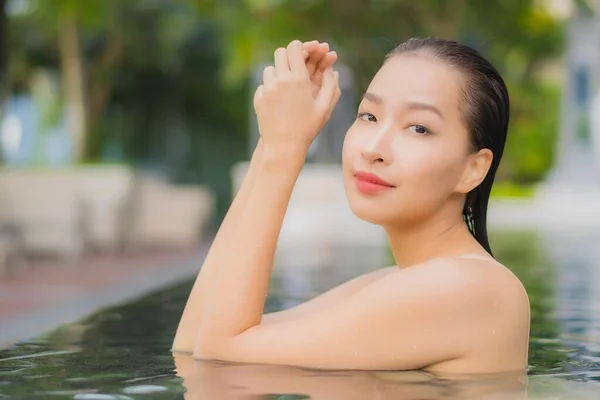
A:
[[172, 37, 531, 373]]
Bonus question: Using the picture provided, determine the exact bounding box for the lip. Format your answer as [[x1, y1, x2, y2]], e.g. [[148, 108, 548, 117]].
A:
[[354, 171, 395, 194]]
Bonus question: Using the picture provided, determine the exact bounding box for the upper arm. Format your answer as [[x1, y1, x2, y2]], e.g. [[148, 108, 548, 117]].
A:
[[262, 266, 397, 325], [195, 261, 489, 370]]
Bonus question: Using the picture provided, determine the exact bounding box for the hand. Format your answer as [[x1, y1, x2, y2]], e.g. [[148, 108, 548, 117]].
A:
[[254, 40, 341, 157], [302, 40, 338, 98]]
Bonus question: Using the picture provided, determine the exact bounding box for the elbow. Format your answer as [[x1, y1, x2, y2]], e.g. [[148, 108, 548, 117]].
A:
[[192, 327, 248, 361], [171, 345, 193, 355], [193, 342, 220, 361], [171, 335, 194, 355], [193, 338, 237, 362]]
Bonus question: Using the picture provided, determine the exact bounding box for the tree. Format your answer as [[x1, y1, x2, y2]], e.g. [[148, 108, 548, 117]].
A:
[[6, 0, 567, 187], [190, 0, 563, 89], [0, 0, 7, 114], [191, 0, 565, 184], [10, 0, 123, 161]]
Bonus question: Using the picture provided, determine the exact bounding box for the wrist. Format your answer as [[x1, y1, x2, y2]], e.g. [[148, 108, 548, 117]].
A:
[[261, 143, 306, 171]]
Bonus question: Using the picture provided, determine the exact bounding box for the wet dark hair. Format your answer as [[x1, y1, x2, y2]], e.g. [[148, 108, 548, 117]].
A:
[[385, 37, 510, 257]]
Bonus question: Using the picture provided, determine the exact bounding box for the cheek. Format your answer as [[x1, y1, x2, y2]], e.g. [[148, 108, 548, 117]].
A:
[[341, 125, 361, 170], [397, 140, 464, 184], [392, 143, 466, 212]]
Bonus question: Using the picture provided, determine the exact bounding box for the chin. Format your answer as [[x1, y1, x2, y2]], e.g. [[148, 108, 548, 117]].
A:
[[346, 195, 392, 226], [343, 177, 389, 226]]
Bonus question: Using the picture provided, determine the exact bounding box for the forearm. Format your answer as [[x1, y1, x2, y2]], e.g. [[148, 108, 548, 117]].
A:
[[194, 149, 304, 357], [172, 139, 264, 353]]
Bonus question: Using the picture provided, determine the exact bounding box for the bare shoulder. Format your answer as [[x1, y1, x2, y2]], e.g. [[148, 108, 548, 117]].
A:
[[375, 255, 530, 321], [445, 256, 530, 309], [370, 256, 530, 369]]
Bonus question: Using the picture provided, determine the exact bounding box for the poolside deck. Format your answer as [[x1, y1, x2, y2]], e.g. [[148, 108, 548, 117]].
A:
[[0, 247, 206, 350]]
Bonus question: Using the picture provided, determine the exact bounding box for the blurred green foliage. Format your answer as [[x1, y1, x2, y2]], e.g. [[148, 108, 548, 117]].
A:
[[500, 83, 561, 184], [4, 0, 567, 220], [490, 181, 537, 198]]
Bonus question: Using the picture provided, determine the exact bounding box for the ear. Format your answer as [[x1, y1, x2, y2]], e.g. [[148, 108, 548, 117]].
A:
[[454, 149, 493, 194]]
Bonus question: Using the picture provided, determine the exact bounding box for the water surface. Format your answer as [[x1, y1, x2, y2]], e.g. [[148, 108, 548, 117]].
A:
[[1, 230, 600, 399]]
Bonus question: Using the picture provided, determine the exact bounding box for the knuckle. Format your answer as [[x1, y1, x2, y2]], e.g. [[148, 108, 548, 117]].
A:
[[279, 75, 293, 85], [263, 84, 275, 95], [290, 74, 304, 83], [263, 66, 275, 78]]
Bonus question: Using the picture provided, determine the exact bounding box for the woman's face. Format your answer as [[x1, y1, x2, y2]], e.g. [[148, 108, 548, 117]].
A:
[[342, 53, 488, 227]]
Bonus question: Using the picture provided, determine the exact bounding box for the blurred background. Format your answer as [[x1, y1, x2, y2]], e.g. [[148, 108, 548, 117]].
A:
[[2, 0, 600, 395], [0, 0, 575, 261]]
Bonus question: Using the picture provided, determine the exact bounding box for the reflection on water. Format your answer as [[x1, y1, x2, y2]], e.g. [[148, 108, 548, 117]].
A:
[[0, 229, 599, 399], [174, 356, 529, 399]]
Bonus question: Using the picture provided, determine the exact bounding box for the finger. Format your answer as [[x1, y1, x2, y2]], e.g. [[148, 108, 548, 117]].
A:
[[302, 40, 319, 54], [253, 84, 265, 109], [263, 65, 276, 89], [306, 54, 323, 78], [324, 71, 341, 122], [316, 68, 336, 110], [307, 48, 329, 77], [302, 40, 319, 48], [304, 41, 324, 59], [320, 51, 338, 70], [287, 40, 309, 79], [303, 41, 327, 59], [313, 51, 338, 86], [303, 41, 319, 60], [274, 47, 290, 77], [330, 71, 342, 109], [316, 51, 337, 73]]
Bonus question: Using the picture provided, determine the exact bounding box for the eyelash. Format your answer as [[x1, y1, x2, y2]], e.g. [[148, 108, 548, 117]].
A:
[[357, 112, 377, 123], [356, 112, 432, 136]]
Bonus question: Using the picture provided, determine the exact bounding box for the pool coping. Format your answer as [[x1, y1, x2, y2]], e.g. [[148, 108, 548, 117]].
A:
[[0, 249, 206, 350]]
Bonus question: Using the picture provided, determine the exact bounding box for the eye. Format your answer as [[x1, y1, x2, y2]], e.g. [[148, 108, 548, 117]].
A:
[[408, 124, 431, 136], [357, 112, 377, 122]]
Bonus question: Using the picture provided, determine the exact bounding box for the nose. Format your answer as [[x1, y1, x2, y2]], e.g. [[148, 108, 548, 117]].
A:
[[361, 124, 393, 165]]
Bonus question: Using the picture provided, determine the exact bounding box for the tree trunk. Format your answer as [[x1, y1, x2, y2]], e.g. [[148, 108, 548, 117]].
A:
[[86, 4, 123, 161], [58, 9, 86, 162], [0, 0, 7, 165], [0, 0, 7, 113]]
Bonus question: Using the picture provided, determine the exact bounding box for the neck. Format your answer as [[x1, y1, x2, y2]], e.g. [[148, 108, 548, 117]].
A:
[[384, 207, 486, 268]]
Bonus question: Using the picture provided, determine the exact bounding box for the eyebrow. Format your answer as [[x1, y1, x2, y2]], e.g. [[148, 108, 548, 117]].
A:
[[362, 92, 384, 104], [362, 92, 445, 121]]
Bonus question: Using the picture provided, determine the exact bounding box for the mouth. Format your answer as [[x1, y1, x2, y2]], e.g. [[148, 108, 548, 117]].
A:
[[354, 171, 395, 195]]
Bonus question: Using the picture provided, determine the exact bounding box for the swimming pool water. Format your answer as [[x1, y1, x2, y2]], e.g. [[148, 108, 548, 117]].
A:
[[1, 230, 599, 399]]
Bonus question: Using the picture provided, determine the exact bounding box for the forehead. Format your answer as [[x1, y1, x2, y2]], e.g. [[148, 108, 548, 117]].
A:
[[367, 54, 464, 112]]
